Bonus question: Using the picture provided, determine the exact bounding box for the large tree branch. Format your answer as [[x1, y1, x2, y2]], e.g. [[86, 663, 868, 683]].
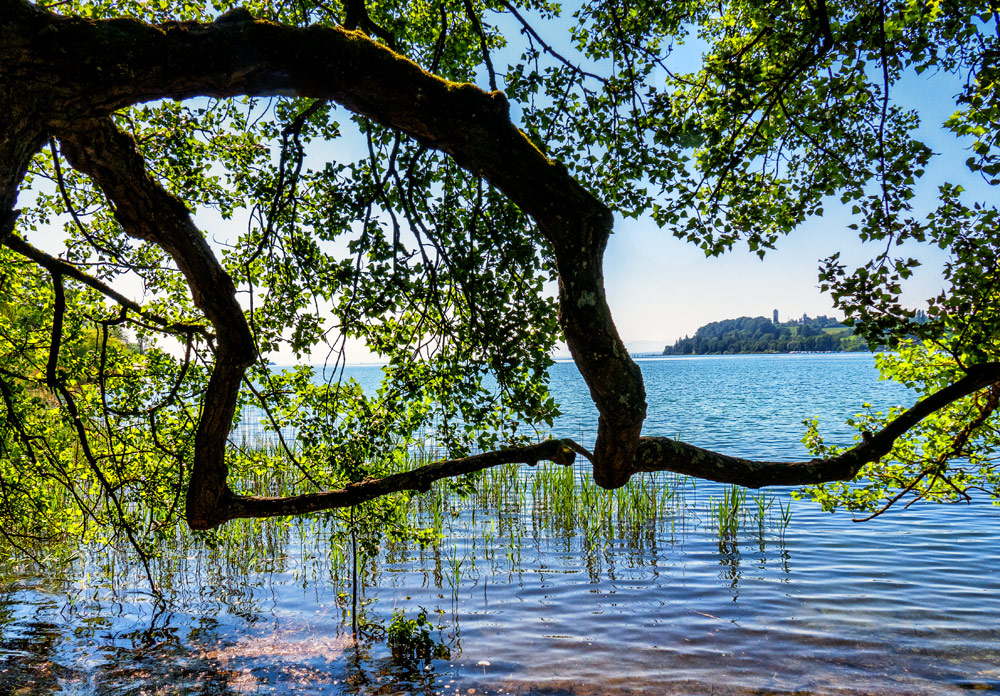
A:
[[17, 4, 594, 230], [225, 438, 578, 522], [634, 362, 1000, 487], [9, 2, 645, 490], [54, 117, 255, 529]]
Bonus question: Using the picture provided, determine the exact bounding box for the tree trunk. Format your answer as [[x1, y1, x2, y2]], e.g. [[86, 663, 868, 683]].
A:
[[1, 0, 996, 529]]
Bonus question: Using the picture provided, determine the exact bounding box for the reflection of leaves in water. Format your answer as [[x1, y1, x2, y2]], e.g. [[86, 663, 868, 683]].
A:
[[388, 607, 451, 663]]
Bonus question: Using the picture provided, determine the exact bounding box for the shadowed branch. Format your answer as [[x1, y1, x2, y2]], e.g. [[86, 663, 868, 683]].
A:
[[634, 362, 1000, 487], [224, 437, 578, 522]]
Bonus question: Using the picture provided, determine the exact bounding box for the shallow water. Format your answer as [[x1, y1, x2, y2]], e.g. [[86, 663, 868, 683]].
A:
[[2, 354, 998, 695]]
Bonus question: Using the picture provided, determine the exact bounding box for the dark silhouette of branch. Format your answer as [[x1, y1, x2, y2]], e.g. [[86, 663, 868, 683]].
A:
[[43, 269, 160, 595], [634, 362, 1000, 487], [225, 438, 578, 521], [2, 233, 212, 340], [461, 0, 496, 90], [342, 0, 397, 49], [56, 117, 256, 530], [498, 0, 607, 84]]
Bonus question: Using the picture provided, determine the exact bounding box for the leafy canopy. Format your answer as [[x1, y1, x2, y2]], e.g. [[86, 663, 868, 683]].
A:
[[2, 0, 1000, 556]]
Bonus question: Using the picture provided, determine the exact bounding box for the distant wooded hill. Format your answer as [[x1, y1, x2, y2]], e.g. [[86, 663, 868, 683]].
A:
[[662, 316, 868, 355]]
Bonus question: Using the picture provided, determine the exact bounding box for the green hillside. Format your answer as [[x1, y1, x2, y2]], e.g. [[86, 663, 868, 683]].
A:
[[663, 316, 868, 355]]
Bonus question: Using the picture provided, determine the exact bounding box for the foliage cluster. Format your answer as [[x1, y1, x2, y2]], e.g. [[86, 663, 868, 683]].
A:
[[2, 0, 1000, 561], [803, 341, 1000, 517]]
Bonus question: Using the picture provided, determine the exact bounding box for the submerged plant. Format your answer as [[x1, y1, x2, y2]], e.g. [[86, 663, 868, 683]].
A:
[[387, 607, 451, 662]]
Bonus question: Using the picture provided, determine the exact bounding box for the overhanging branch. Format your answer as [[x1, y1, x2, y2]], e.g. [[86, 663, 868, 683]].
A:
[[634, 362, 1000, 487], [55, 117, 255, 530], [224, 438, 578, 522]]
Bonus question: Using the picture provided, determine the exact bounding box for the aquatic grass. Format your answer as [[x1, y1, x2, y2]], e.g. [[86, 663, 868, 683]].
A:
[[3, 431, 790, 677], [444, 544, 465, 600], [520, 462, 684, 548], [232, 440, 686, 559], [196, 438, 701, 616], [699, 485, 793, 545], [752, 491, 771, 545], [776, 499, 792, 541], [708, 485, 746, 538], [527, 462, 578, 533], [468, 460, 525, 511]]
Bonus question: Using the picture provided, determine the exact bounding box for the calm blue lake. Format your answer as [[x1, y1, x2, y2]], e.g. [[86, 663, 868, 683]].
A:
[[2, 354, 998, 695]]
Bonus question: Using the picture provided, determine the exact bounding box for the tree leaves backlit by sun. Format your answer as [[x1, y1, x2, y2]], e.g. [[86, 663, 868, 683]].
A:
[[1, 0, 1000, 575]]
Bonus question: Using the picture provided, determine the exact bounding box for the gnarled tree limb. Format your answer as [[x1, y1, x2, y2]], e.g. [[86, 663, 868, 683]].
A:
[[225, 438, 578, 522], [55, 117, 255, 529], [634, 362, 1000, 487], [1, 0, 996, 532]]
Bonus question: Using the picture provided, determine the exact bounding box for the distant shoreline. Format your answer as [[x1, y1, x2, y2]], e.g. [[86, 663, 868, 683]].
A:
[[646, 349, 872, 357], [661, 315, 868, 356], [554, 351, 877, 362]]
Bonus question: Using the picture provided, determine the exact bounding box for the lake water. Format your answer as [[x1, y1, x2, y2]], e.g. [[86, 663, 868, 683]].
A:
[[1, 354, 998, 695]]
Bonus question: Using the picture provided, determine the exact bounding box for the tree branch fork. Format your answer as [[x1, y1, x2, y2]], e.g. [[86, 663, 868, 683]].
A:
[[220, 356, 1000, 529], [2, 1, 998, 530]]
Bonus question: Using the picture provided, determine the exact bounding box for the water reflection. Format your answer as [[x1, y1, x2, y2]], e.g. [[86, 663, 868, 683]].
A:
[[0, 587, 80, 695], [717, 538, 742, 597], [1, 356, 998, 694], [4, 483, 997, 696]]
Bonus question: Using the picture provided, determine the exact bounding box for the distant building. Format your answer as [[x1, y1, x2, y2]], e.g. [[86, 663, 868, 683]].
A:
[[773, 309, 779, 324]]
